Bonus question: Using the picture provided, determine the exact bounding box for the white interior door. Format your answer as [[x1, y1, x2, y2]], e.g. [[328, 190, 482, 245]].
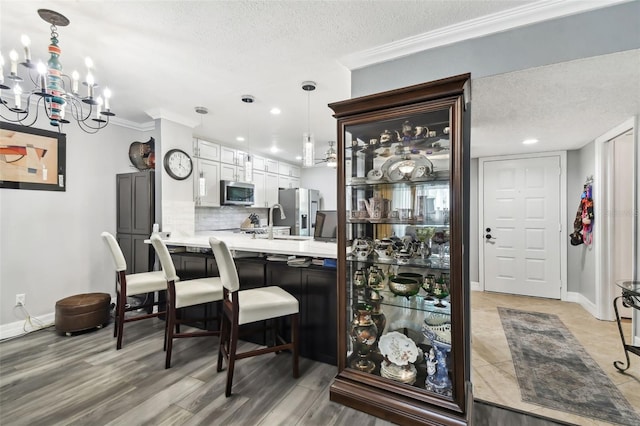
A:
[[483, 156, 562, 299]]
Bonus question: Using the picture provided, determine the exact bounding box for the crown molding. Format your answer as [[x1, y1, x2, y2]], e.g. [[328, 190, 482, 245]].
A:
[[340, 0, 633, 70], [145, 107, 200, 129], [110, 116, 155, 132]]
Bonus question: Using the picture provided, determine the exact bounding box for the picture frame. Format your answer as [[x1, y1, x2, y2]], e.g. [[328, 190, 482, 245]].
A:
[[0, 122, 66, 191]]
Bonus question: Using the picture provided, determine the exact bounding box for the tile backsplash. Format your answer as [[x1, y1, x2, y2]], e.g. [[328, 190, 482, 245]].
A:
[[195, 206, 269, 231]]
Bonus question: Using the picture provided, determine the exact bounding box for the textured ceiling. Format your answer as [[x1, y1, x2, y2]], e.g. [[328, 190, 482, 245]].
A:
[[1, 1, 637, 162]]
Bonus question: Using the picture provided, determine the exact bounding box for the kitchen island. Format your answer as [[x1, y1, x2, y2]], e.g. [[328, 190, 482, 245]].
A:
[[155, 231, 338, 365]]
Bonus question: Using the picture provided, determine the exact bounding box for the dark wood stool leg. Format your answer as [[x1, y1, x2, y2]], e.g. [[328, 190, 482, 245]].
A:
[[217, 313, 229, 373], [292, 313, 299, 378], [116, 291, 126, 350], [225, 316, 240, 397], [165, 304, 175, 369]]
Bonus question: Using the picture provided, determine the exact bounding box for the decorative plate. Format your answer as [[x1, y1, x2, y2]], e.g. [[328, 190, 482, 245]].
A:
[[379, 331, 419, 366]]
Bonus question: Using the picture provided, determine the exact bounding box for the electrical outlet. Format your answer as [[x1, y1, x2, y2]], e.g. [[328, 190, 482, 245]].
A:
[[16, 294, 25, 306]]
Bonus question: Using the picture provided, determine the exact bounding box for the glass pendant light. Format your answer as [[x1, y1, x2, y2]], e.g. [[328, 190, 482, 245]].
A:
[[302, 81, 316, 167]]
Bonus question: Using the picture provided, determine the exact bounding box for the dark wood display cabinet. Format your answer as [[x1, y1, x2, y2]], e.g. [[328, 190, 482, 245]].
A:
[[329, 74, 472, 425]]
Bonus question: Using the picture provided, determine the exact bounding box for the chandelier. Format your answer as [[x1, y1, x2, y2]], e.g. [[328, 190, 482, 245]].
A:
[[301, 81, 316, 167], [0, 9, 115, 133]]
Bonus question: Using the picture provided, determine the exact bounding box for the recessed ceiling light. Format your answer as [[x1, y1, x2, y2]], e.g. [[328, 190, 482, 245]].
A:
[[522, 138, 539, 145], [295, 155, 302, 160], [236, 136, 245, 142], [270, 107, 281, 115], [270, 146, 278, 153]]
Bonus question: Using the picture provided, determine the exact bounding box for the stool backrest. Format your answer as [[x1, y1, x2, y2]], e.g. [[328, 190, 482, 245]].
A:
[[209, 237, 240, 292], [101, 232, 127, 272], [150, 234, 179, 282]]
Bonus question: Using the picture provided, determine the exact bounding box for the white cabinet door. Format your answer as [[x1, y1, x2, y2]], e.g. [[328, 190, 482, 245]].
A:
[[220, 163, 237, 181], [265, 172, 279, 206], [265, 158, 278, 173], [289, 164, 301, 178], [278, 162, 291, 176], [252, 155, 266, 171], [194, 159, 220, 207], [253, 169, 266, 207], [290, 177, 300, 188], [278, 175, 293, 189], [193, 139, 220, 161], [220, 146, 237, 164]]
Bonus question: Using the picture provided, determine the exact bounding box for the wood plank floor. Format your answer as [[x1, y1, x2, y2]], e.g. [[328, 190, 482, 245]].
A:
[[3, 294, 620, 426], [0, 319, 396, 426]]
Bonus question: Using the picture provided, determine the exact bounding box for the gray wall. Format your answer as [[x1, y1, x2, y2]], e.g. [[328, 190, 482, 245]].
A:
[[0, 117, 150, 328], [566, 143, 596, 302], [352, 1, 640, 96], [301, 166, 338, 211], [350, 2, 639, 294]]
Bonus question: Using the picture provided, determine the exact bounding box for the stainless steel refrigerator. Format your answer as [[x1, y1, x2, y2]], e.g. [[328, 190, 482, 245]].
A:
[[274, 188, 320, 236]]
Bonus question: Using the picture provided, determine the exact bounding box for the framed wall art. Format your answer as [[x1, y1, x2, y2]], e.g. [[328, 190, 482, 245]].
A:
[[0, 122, 66, 191]]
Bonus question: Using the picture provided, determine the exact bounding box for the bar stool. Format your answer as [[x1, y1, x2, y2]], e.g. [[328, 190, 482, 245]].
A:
[[101, 232, 167, 350], [150, 234, 223, 368], [209, 237, 299, 397]]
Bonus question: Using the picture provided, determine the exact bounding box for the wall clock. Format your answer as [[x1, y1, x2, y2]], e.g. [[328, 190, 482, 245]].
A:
[[163, 149, 193, 180]]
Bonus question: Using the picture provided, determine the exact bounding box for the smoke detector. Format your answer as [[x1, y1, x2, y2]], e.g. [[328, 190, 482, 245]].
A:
[[194, 106, 208, 115], [241, 95, 255, 103]]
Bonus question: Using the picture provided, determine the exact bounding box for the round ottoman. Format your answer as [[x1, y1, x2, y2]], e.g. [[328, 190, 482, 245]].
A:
[[55, 293, 111, 336]]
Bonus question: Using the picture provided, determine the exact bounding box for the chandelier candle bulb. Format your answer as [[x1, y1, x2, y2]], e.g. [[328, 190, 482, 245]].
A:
[[21, 35, 31, 62], [9, 50, 18, 75], [37, 61, 47, 91], [86, 72, 94, 98], [71, 70, 79, 94], [96, 96, 103, 119], [13, 83, 22, 109], [103, 88, 111, 110]]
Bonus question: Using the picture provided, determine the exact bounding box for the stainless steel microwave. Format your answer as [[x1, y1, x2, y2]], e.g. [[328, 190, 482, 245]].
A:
[[220, 180, 255, 206]]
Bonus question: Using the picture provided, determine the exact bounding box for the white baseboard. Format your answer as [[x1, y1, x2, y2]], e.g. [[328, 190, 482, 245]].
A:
[[0, 312, 55, 340], [470, 281, 482, 292], [565, 291, 599, 318]]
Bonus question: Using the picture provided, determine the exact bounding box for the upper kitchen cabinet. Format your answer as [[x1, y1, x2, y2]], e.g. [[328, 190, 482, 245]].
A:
[[194, 158, 221, 207], [329, 74, 471, 425], [278, 162, 301, 178], [252, 155, 279, 174], [253, 169, 279, 208], [193, 138, 220, 161], [220, 146, 248, 166]]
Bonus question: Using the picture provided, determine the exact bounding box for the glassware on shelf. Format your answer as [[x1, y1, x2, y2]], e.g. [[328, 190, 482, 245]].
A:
[[349, 303, 378, 373]]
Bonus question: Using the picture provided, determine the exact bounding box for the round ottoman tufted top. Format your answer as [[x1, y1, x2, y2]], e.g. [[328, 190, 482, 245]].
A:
[[55, 292, 111, 315]]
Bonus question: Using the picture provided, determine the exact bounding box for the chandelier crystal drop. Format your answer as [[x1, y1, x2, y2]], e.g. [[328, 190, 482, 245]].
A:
[[0, 9, 115, 133]]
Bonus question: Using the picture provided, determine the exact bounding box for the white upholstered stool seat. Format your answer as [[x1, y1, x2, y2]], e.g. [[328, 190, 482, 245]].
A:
[[150, 234, 223, 369], [101, 232, 167, 350], [209, 236, 299, 397], [236, 287, 299, 325], [120, 271, 167, 294], [174, 277, 223, 309]]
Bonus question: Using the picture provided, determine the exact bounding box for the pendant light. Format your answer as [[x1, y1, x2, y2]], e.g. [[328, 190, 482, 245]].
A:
[[241, 94, 254, 182], [302, 81, 316, 167]]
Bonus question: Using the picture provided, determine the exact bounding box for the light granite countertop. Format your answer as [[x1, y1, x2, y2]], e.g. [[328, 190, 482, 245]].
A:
[[156, 231, 338, 259]]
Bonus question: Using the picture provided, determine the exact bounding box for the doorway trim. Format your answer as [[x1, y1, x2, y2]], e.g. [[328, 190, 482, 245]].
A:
[[478, 151, 568, 299], [594, 116, 638, 322]]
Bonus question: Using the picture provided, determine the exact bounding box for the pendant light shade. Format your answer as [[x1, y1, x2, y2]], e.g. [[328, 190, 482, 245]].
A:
[[241, 95, 254, 182], [301, 81, 316, 167]]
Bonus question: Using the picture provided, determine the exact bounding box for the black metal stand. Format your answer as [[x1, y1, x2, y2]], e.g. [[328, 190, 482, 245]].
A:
[[613, 281, 640, 372]]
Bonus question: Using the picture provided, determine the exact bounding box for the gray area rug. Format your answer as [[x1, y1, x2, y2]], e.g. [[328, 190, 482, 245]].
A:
[[498, 307, 640, 426]]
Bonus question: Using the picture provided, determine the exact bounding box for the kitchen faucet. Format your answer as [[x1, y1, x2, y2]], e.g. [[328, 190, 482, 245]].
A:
[[268, 203, 286, 240]]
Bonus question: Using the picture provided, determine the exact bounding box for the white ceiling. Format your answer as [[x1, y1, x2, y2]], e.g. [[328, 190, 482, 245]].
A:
[[1, 1, 638, 162]]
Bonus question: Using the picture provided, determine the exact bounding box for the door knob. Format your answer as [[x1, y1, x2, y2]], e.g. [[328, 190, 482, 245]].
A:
[[485, 234, 496, 240]]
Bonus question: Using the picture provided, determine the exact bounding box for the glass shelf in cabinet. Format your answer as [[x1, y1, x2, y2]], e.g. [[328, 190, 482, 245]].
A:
[[372, 289, 452, 314], [345, 256, 451, 270], [346, 179, 450, 189]]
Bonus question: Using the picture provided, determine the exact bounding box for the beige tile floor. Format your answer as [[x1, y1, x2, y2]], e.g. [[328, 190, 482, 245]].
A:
[[471, 291, 640, 425]]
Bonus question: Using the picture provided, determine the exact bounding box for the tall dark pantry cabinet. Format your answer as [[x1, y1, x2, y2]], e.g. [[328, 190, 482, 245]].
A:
[[329, 74, 472, 425], [116, 171, 155, 274]]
